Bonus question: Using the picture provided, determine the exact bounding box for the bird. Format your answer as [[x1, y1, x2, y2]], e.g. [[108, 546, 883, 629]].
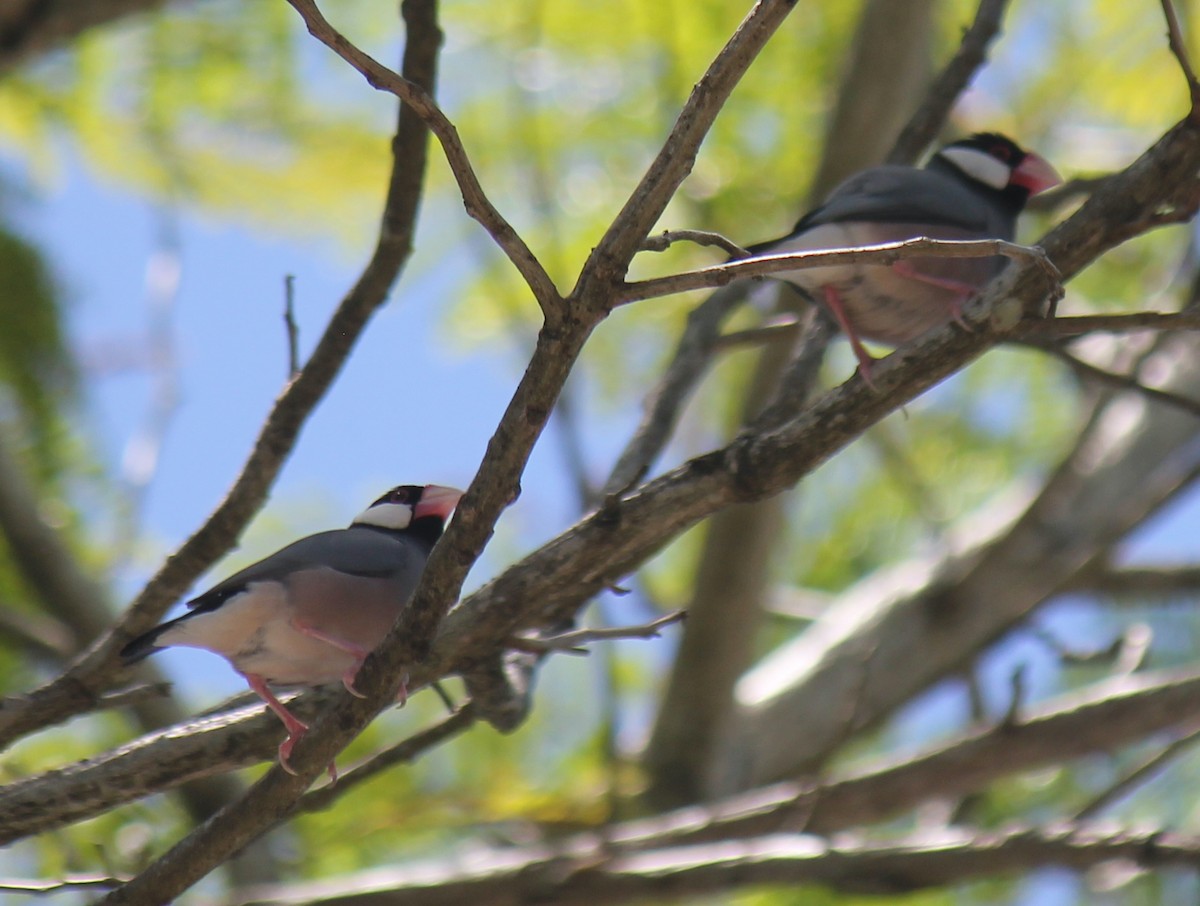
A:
[[121, 483, 463, 775], [748, 132, 1061, 383]]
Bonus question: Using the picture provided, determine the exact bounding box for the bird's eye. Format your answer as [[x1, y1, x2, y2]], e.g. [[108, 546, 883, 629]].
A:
[[989, 144, 1012, 162]]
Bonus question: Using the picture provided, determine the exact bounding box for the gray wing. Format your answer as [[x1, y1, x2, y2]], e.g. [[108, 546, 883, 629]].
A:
[[786, 165, 1006, 237], [188, 528, 427, 613]]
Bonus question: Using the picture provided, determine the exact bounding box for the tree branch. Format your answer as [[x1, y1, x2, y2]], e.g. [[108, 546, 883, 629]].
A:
[[888, 0, 1012, 164], [618, 237, 1062, 306], [231, 823, 1200, 904], [282, 0, 559, 316]]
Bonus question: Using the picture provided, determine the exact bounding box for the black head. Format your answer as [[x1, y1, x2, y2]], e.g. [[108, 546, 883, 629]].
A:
[[352, 484, 463, 545], [931, 132, 1060, 214]]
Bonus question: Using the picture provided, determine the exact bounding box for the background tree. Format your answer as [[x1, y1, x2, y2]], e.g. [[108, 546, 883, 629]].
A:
[[1, 0, 1200, 903]]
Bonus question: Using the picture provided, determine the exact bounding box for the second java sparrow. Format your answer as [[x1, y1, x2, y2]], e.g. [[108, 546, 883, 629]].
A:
[[749, 133, 1061, 382], [121, 483, 463, 774]]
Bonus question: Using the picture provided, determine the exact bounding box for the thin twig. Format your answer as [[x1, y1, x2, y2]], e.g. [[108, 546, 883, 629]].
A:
[[641, 229, 750, 259], [507, 611, 686, 654], [1161, 0, 1200, 116], [888, 0, 1012, 165], [296, 706, 478, 813], [1027, 175, 1111, 214], [1016, 310, 1200, 337], [0, 875, 127, 894], [1071, 563, 1200, 599], [1001, 663, 1028, 728], [713, 317, 804, 351], [1030, 342, 1200, 419], [619, 237, 1062, 306], [283, 274, 300, 378], [283, 0, 560, 316], [1072, 720, 1200, 821], [94, 681, 175, 711], [601, 281, 753, 497]]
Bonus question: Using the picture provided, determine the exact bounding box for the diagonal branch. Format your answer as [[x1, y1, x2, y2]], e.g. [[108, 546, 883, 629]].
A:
[[575, 0, 800, 298], [283, 0, 560, 316], [888, 0, 1012, 164]]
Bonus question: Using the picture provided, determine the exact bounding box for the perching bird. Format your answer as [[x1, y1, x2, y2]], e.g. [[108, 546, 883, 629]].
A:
[[749, 133, 1060, 382], [121, 483, 463, 774]]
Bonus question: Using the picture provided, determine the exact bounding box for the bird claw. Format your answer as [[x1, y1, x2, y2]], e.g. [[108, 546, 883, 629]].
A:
[[342, 673, 368, 699], [278, 735, 302, 776], [395, 671, 410, 708]]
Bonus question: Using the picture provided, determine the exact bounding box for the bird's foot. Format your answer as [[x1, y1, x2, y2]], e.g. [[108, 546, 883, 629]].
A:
[[292, 620, 370, 698], [278, 732, 304, 776], [822, 285, 881, 391], [890, 263, 976, 333], [243, 671, 336, 778], [342, 669, 368, 699]]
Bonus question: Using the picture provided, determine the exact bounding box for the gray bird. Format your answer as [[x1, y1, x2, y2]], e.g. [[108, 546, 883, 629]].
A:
[[121, 483, 463, 773], [750, 133, 1060, 382]]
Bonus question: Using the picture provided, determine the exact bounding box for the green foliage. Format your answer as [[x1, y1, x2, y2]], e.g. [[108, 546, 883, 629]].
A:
[[0, 207, 74, 447]]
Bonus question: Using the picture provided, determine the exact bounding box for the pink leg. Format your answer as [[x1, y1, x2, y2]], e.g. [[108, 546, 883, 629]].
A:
[[243, 672, 309, 775], [292, 620, 370, 699], [822, 285, 879, 389], [293, 620, 410, 706], [890, 262, 975, 332], [243, 672, 338, 783]]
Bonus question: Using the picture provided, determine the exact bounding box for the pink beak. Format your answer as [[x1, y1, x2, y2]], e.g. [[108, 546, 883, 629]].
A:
[[415, 484, 464, 521], [1011, 151, 1061, 196]]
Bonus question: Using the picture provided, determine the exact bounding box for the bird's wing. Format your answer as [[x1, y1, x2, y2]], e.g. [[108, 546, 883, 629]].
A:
[[187, 528, 424, 613], [789, 165, 998, 236]]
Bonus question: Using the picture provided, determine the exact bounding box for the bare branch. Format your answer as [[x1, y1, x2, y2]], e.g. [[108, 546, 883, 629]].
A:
[[296, 706, 478, 814], [640, 229, 750, 259], [282, 0, 560, 315], [1071, 563, 1200, 599], [283, 274, 300, 378], [1031, 341, 1200, 419], [1072, 720, 1200, 821], [888, 0, 1012, 164], [508, 611, 686, 654], [0, 874, 126, 895], [231, 824, 1200, 904], [618, 237, 1062, 306], [713, 316, 804, 351], [602, 282, 752, 497], [1161, 0, 1200, 116], [1016, 310, 1200, 337], [576, 0, 800, 297]]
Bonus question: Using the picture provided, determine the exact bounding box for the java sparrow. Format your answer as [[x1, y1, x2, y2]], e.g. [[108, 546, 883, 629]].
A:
[[121, 483, 463, 774], [749, 133, 1060, 382]]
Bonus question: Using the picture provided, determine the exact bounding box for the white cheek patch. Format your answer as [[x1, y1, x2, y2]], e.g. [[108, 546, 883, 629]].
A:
[[938, 146, 1011, 190], [352, 502, 413, 531]]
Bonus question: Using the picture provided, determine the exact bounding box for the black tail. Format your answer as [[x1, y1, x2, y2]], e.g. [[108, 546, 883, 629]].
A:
[[120, 615, 187, 664]]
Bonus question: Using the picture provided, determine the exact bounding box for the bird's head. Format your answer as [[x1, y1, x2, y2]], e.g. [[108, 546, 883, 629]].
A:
[[935, 132, 1061, 201], [353, 484, 464, 534]]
